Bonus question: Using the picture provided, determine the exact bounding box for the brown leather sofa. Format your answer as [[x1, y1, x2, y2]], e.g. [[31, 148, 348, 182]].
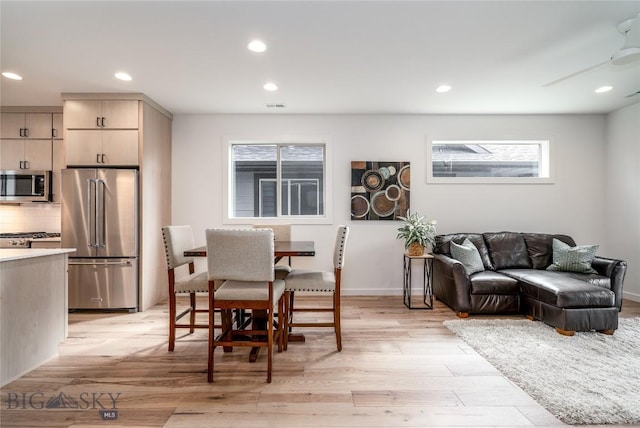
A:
[[432, 232, 627, 335]]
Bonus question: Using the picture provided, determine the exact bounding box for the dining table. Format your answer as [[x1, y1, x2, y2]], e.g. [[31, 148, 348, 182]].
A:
[[184, 240, 315, 361], [183, 240, 315, 261]]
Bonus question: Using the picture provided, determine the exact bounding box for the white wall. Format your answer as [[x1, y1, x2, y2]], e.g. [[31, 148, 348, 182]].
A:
[[172, 114, 608, 296], [606, 102, 640, 302]]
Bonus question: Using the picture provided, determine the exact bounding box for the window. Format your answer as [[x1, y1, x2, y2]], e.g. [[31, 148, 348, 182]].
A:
[[227, 141, 326, 220], [427, 139, 552, 184]]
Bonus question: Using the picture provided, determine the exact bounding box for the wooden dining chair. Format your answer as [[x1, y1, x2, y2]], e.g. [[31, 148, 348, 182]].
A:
[[253, 224, 292, 279], [206, 228, 285, 383], [162, 225, 214, 352], [283, 225, 349, 351]]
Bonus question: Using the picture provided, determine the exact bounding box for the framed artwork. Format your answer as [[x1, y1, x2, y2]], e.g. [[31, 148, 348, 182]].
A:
[[351, 161, 410, 221]]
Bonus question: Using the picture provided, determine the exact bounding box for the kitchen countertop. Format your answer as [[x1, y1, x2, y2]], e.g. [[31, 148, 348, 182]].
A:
[[0, 248, 76, 263]]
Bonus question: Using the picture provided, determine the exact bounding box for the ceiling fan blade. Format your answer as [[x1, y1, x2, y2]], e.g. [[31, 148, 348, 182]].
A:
[[542, 59, 610, 87], [625, 90, 640, 98]]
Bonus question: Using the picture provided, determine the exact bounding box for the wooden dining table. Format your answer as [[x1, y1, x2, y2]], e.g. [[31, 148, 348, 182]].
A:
[[184, 240, 315, 361], [183, 240, 315, 261]]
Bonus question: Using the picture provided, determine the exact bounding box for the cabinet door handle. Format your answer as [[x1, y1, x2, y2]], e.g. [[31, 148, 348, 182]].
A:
[[19, 161, 23, 169], [101, 154, 106, 164], [23, 128, 29, 137], [101, 117, 105, 128], [19, 128, 24, 137], [24, 160, 29, 169], [96, 154, 101, 164], [52, 128, 57, 138], [96, 117, 101, 128]]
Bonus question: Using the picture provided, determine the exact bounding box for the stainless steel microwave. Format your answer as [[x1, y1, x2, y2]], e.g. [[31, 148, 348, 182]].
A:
[[0, 170, 52, 202]]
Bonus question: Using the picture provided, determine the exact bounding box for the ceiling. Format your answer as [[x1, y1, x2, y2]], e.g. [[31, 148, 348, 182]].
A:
[[1, 1, 639, 115]]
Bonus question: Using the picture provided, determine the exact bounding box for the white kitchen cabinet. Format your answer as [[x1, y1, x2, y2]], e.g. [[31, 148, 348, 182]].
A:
[[52, 113, 63, 139], [64, 100, 138, 129], [65, 129, 138, 166], [0, 139, 52, 170], [0, 112, 53, 139]]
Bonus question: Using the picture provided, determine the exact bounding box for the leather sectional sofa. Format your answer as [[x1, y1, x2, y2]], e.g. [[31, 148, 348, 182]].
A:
[[432, 232, 627, 335]]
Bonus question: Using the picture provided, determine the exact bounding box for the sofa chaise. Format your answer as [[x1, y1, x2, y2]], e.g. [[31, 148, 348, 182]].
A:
[[432, 232, 627, 335]]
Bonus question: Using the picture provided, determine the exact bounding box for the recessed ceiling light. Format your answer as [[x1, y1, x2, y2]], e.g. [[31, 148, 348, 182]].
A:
[[595, 86, 613, 93], [115, 72, 132, 81], [436, 85, 452, 93], [2, 72, 22, 80], [248, 40, 267, 53], [263, 82, 278, 91]]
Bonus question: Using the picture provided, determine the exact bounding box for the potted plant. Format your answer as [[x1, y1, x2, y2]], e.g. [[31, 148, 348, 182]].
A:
[[396, 211, 437, 256]]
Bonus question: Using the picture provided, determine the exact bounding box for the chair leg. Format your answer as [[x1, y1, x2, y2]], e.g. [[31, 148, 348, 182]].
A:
[[283, 291, 290, 351], [207, 285, 215, 383], [189, 293, 196, 334], [267, 306, 273, 383], [334, 291, 342, 352], [277, 296, 284, 353], [168, 292, 177, 352], [289, 291, 295, 332]]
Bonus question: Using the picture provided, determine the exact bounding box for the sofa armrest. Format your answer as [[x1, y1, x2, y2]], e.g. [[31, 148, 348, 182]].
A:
[[433, 254, 472, 314], [591, 256, 627, 311]]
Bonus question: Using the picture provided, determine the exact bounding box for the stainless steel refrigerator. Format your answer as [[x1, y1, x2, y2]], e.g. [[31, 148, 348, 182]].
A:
[[61, 168, 138, 311]]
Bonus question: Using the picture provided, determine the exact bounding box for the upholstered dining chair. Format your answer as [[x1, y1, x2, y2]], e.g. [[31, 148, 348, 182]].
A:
[[205, 228, 285, 383], [283, 225, 349, 351], [162, 225, 213, 352], [253, 224, 292, 279]]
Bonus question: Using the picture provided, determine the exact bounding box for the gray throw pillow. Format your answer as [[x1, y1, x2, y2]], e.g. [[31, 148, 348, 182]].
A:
[[546, 238, 598, 274], [450, 238, 485, 275]]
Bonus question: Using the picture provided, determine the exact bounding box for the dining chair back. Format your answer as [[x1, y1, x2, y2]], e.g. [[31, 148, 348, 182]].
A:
[[253, 224, 292, 279], [283, 225, 349, 351], [205, 228, 285, 383], [161, 225, 210, 352]]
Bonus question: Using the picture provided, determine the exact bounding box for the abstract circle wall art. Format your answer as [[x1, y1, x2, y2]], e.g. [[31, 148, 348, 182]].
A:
[[351, 161, 410, 221]]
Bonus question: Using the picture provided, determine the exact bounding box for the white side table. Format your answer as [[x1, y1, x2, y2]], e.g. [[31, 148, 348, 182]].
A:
[[403, 252, 434, 309]]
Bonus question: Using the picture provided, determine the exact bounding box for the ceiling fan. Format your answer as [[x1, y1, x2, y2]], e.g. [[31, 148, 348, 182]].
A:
[[543, 13, 640, 87]]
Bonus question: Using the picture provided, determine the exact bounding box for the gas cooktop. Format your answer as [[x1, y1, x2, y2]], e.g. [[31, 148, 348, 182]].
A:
[[0, 232, 61, 248]]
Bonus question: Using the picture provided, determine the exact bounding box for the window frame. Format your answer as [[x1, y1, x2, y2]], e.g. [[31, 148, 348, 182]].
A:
[[426, 137, 554, 184], [223, 136, 333, 225]]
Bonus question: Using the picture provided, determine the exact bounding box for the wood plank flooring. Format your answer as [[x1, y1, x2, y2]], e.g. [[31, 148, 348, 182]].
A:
[[2, 296, 639, 427]]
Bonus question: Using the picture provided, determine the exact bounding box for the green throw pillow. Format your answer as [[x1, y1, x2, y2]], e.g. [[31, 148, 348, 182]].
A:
[[450, 238, 485, 276], [546, 238, 598, 274]]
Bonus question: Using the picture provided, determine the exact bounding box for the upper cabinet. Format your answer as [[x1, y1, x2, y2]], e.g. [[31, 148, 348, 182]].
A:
[[52, 113, 63, 139], [63, 96, 140, 167], [0, 139, 52, 171], [65, 130, 139, 166], [64, 100, 139, 129], [0, 112, 54, 139]]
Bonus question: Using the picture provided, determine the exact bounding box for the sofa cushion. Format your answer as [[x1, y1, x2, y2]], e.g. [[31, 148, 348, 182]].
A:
[[451, 238, 485, 275], [484, 232, 532, 270], [501, 269, 614, 308], [434, 233, 493, 270], [470, 271, 519, 295], [522, 233, 576, 269], [547, 238, 598, 274], [560, 271, 611, 290]]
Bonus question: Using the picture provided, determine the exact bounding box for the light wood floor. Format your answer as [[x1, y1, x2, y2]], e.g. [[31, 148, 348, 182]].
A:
[[2, 296, 640, 427]]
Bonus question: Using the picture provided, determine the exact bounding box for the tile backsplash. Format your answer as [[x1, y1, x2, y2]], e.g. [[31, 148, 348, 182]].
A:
[[0, 204, 61, 233]]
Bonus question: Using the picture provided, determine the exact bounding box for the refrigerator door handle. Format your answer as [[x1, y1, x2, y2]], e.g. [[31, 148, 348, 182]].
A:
[[69, 260, 134, 266], [96, 179, 106, 248], [87, 178, 97, 248]]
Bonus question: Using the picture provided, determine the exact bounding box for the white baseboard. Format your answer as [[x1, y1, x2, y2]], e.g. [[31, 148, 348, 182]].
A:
[[342, 288, 403, 296], [623, 290, 640, 303]]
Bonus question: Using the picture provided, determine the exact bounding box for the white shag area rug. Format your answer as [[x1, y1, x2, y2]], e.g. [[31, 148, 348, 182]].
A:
[[443, 317, 640, 425]]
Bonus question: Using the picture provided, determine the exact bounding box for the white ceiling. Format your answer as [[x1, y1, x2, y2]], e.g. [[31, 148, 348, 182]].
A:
[[1, 1, 639, 115]]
